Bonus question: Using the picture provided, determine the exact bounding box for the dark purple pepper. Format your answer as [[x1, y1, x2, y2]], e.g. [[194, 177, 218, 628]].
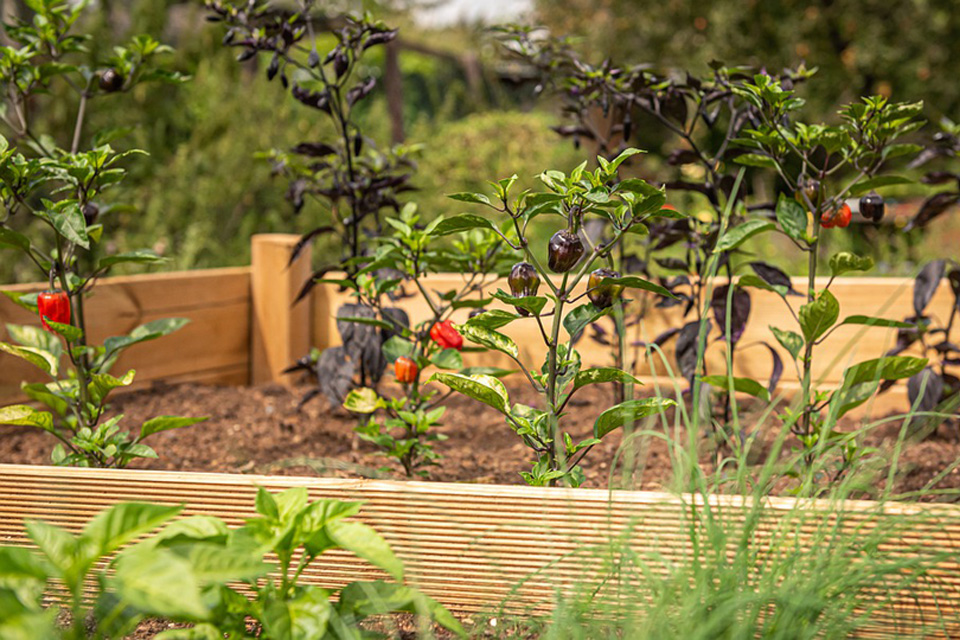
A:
[[587, 268, 623, 309], [548, 229, 584, 273], [99, 68, 124, 92], [859, 192, 885, 222], [508, 262, 541, 317], [82, 202, 99, 226]]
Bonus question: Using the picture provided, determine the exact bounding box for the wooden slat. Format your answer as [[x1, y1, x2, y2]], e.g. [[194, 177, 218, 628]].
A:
[[250, 234, 311, 386], [0, 267, 252, 401], [1, 465, 958, 637], [312, 274, 956, 413]]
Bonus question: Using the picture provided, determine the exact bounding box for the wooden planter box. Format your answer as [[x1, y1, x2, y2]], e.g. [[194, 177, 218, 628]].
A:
[[1, 234, 956, 415], [1, 464, 958, 637]]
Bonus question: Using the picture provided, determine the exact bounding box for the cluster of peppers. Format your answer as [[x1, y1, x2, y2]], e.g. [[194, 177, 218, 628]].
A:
[[820, 192, 886, 229], [509, 229, 624, 312], [392, 227, 624, 383], [393, 320, 464, 383]]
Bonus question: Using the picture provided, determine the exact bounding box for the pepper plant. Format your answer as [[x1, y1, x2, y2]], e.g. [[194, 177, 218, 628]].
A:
[[341, 203, 511, 477], [497, 26, 795, 435], [729, 80, 930, 489], [207, 1, 418, 392], [0, 0, 202, 468], [429, 149, 678, 487]]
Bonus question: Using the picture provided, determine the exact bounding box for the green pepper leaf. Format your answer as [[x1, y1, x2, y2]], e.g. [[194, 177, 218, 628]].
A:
[[0, 405, 55, 432], [343, 388, 381, 414], [714, 220, 775, 252], [456, 323, 519, 359], [429, 372, 510, 414], [799, 290, 839, 343], [572, 367, 642, 392], [139, 415, 208, 440], [701, 375, 771, 402], [601, 276, 676, 299], [770, 326, 804, 361], [0, 341, 58, 376], [430, 214, 497, 236], [828, 252, 874, 277], [491, 289, 547, 316], [563, 303, 611, 339], [88, 370, 136, 405], [594, 398, 675, 438]]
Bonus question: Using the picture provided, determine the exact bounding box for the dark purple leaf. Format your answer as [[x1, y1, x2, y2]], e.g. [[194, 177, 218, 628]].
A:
[[886, 318, 925, 357], [288, 227, 336, 267], [293, 142, 337, 157], [294, 267, 333, 304], [711, 285, 751, 344], [762, 342, 783, 394], [949, 269, 960, 312], [914, 260, 946, 316], [933, 341, 960, 355], [316, 346, 355, 406], [346, 76, 377, 106], [748, 261, 801, 296], [907, 367, 944, 414], [920, 171, 960, 185], [333, 51, 349, 79], [362, 28, 398, 50], [905, 192, 960, 231], [676, 320, 709, 382], [266, 53, 279, 80]]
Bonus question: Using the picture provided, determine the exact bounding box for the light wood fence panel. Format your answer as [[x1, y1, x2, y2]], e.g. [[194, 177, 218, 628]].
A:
[[0, 267, 251, 401], [312, 274, 957, 414], [0, 465, 958, 637]]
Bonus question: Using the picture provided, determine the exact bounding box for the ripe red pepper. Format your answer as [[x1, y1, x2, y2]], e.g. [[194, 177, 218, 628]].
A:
[[37, 289, 71, 332], [429, 320, 463, 351], [819, 210, 836, 229], [834, 203, 852, 228], [394, 356, 418, 383]]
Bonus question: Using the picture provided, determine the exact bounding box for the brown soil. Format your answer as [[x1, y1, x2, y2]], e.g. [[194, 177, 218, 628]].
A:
[[2, 379, 959, 498]]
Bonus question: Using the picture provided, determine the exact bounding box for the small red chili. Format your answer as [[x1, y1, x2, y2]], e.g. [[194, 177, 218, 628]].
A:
[[394, 356, 418, 384], [834, 203, 852, 228], [819, 210, 836, 229], [429, 320, 463, 351], [37, 289, 71, 332]]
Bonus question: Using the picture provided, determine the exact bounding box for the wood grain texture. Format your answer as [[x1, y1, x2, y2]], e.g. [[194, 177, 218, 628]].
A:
[[0, 465, 958, 637], [0, 267, 251, 401], [312, 274, 956, 415], [250, 234, 311, 386]]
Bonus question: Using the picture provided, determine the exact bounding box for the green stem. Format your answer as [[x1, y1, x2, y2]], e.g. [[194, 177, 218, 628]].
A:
[[545, 272, 569, 481]]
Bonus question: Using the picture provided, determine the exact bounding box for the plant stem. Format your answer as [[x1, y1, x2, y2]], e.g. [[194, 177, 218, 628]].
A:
[[799, 237, 819, 440], [545, 272, 569, 480]]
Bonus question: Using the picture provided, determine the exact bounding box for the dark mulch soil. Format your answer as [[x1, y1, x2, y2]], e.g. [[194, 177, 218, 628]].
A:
[[2, 379, 959, 496]]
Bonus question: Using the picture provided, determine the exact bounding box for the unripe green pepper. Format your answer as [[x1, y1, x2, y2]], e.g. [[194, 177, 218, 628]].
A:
[[548, 229, 584, 273], [508, 262, 540, 317], [587, 268, 623, 309]]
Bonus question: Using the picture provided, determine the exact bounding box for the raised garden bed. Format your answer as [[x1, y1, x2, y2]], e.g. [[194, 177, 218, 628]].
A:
[[2, 463, 959, 638]]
